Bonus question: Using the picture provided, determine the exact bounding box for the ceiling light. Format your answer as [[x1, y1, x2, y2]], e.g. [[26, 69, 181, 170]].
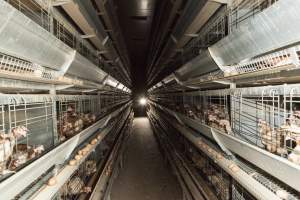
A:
[[139, 97, 147, 106], [141, 0, 148, 9]]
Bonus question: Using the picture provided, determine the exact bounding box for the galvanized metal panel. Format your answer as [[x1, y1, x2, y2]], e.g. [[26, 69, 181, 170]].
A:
[[175, 50, 219, 81], [66, 53, 107, 84], [0, 134, 79, 200], [0, 1, 75, 71], [209, 0, 300, 67], [214, 129, 300, 192]]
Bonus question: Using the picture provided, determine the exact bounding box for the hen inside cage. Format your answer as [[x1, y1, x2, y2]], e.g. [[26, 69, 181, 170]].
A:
[[158, 89, 300, 166], [0, 101, 53, 177]]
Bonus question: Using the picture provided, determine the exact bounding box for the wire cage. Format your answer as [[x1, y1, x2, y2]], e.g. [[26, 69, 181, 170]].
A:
[[228, 0, 279, 33], [98, 92, 129, 117], [232, 180, 256, 200], [100, 94, 112, 110], [0, 92, 125, 180], [6, 0, 51, 31], [155, 84, 300, 165], [161, 91, 232, 134], [0, 95, 54, 178], [186, 140, 292, 200], [4, 0, 106, 72], [153, 102, 300, 200], [58, 156, 96, 200], [160, 122, 231, 200], [51, 139, 109, 200], [188, 147, 231, 200], [231, 88, 284, 149], [184, 6, 228, 58], [57, 96, 100, 142], [231, 85, 300, 163], [51, 117, 125, 200]]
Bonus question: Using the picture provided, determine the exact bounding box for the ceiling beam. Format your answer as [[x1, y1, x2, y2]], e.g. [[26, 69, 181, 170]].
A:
[[51, 0, 71, 6], [81, 34, 96, 39]]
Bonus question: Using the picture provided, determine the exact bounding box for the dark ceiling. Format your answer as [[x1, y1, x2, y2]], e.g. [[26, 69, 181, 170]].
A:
[[114, 0, 158, 96]]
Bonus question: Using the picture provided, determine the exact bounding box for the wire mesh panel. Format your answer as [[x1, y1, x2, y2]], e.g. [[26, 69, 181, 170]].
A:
[[279, 87, 300, 165], [165, 92, 232, 134], [0, 105, 4, 133], [232, 180, 256, 200], [6, 0, 51, 31], [184, 7, 228, 57], [229, 0, 279, 33], [0, 93, 116, 179], [188, 146, 231, 200], [155, 84, 300, 166], [0, 97, 54, 177], [58, 160, 94, 200], [50, 137, 109, 200], [57, 98, 81, 142], [153, 101, 300, 200], [4, 0, 110, 77], [98, 92, 129, 117], [57, 96, 99, 142], [222, 45, 300, 77], [231, 89, 284, 150], [231, 85, 300, 164], [51, 120, 123, 200], [0, 52, 57, 80]]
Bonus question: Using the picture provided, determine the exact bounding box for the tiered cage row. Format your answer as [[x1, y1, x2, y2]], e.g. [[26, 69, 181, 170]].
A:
[[0, 94, 129, 181], [147, 0, 300, 198], [13, 103, 132, 200], [149, 108, 264, 200], [148, 0, 289, 87], [0, 0, 132, 199], [52, 112, 131, 200], [149, 103, 300, 200], [4, 0, 126, 81], [151, 83, 300, 166]]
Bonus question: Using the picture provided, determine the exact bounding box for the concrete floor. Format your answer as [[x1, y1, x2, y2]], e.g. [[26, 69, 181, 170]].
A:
[[111, 117, 182, 200]]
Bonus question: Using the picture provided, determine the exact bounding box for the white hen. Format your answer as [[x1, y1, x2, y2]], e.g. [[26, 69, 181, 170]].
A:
[[0, 126, 28, 174]]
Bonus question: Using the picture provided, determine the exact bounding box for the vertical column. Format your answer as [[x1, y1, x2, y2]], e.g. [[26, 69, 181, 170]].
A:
[[50, 85, 59, 144]]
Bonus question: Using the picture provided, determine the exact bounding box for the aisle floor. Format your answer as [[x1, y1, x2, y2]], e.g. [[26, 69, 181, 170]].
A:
[[111, 117, 182, 200]]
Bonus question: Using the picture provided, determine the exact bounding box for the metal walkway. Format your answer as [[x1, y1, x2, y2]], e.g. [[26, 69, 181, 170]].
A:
[[111, 117, 182, 200]]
